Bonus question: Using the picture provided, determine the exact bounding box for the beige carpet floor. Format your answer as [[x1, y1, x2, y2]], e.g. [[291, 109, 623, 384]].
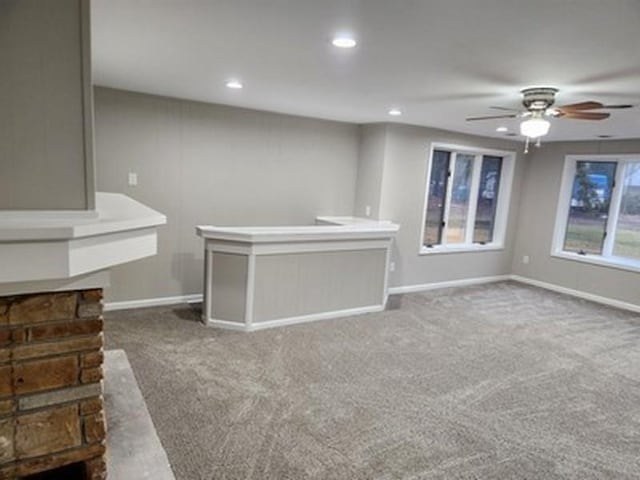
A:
[[104, 281, 640, 480]]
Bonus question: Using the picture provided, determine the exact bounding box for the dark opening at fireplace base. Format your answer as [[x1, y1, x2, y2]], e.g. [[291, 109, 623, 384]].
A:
[[22, 462, 86, 480]]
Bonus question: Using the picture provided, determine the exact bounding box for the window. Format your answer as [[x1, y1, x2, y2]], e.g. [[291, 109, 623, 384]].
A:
[[420, 145, 515, 253], [553, 155, 640, 271]]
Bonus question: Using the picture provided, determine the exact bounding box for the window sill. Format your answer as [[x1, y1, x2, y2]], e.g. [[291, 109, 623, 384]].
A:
[[551, 251, 640, 274], [419, 243, 504, 255]]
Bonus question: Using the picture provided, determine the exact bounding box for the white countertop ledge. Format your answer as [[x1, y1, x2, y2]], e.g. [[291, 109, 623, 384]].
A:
[[0, 193, 166, 286], [197, 217, 399, 243], [0, 193, 167, 242], [315, 216, 395, 226]]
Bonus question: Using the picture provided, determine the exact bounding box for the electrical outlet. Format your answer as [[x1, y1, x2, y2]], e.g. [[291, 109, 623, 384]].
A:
[[365, 205, 371, 217], [389, 261, 396, 272], [128, 172, 138, 186], [522, 255, 530, 264]]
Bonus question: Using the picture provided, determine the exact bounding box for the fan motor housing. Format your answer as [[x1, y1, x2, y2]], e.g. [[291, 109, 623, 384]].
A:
[[521, 87, 559, 111]]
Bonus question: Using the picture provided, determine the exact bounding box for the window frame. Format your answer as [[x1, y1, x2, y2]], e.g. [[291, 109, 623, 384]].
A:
[[552, 154, 640, 273], [419, 143, 516, 255]]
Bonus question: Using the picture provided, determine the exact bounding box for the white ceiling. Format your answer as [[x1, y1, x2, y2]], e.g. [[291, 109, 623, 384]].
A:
[[92, 0, 640, 141]]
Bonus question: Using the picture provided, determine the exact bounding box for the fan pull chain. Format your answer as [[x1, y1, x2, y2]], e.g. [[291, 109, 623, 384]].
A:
[[524, 136, 530, 154]]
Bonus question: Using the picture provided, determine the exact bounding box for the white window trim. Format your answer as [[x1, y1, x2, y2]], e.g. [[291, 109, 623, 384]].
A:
[[551, 153, 640, 273], [419, 143, 516, 255]]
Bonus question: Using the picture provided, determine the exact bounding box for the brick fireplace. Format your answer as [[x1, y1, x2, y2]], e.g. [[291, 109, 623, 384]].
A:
[[0, 289, 106, 480]]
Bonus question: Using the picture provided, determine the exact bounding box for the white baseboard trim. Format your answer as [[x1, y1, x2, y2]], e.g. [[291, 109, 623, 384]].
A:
[[510, 275, 640, 314], [105, 294, 203, 312], [203, 318, 249, 332], [388, 275, 511, 295], [205, 304, 386, 332]]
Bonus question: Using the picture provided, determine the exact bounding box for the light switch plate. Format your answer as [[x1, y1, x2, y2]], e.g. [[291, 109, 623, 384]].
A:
[[128, 172, 138, 186]]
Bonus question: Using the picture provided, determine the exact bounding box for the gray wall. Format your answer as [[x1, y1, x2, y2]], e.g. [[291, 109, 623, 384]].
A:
[[354, 124, 387, 219], [512, 139, 640, 306], [95, 87, 639, 307], [94, 87, 360, 301], [357, 123, 525, 289], [0, 0, 94, 210]]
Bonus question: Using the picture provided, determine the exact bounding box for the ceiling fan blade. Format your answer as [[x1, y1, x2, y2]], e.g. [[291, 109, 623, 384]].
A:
[[558, 111, 610, 120], [601, 104, 634, 109], [556, 101, 604, 111], [465, 114, 518, 121], [489, 106, 520, 112]]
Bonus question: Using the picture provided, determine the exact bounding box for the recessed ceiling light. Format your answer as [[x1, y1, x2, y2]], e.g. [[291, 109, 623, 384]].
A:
[[225, 80, 243, 89], [388, 108, 402, 116], [496, 126, 508, 132], [332, 36, 357, 48]]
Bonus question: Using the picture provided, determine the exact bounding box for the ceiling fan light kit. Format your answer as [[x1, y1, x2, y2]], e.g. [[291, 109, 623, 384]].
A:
[[519, 116, 550, 139]]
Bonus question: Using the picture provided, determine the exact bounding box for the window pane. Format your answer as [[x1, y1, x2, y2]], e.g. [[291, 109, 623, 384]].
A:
[[564, 161, 616, 254], [613, 162, 640, 260], [474, 155, 502, 243], [446, 154, 474, 244], [424, 150, 450, 246]]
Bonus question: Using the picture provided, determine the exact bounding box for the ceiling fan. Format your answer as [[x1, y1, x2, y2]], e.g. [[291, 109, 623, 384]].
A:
[[466, 87, 633, 152]]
